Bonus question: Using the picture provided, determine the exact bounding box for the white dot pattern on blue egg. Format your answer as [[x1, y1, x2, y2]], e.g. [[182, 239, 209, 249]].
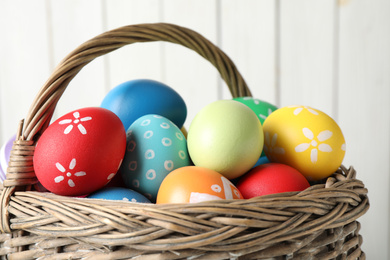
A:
[[120, 114, 191, 202]]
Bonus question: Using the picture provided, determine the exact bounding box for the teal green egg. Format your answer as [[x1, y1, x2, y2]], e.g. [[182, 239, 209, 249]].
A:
[[120, 114, 191, 202], [187, 100, 264, 180]]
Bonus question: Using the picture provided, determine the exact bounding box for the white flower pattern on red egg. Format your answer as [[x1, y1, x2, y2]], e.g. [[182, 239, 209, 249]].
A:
[[106, 159, 123, 183], [59, 111, 92, 135], [54, 158, 86, 187], [295, 128, 333, 163]]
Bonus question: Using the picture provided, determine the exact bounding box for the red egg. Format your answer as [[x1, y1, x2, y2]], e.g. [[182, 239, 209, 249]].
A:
[[236, 163, 310, 198], [33, 107, 126, 196]]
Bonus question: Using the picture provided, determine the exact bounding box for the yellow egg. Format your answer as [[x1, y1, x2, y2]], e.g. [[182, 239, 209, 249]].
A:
[[262, 105, 346, 181]]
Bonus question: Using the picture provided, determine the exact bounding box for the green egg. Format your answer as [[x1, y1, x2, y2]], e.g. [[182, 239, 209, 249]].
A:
[[233, 97, 278, 124], [187, 100, 263, 180]]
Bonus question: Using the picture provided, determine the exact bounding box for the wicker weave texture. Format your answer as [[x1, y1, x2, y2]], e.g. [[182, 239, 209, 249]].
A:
[[0, 23, 369, 259]]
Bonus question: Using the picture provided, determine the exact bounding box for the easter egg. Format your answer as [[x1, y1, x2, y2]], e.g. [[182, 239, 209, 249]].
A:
[[156, 166, 243, 204], [33, 107, 126, 196], [0, 135, 15, 183], [120, 114, 191, 202], [101, 79, 187, 131], [104, 171, 126, 188], [253, 156, 270, 168], [263, 105, 346, 181], [237, 163, 310, 198], [234, 97, 277, 159], [0, 167, 4, 184], [88, 187, 151, 203], [187, 100, 263, 179], [233, 97, 278, 124]]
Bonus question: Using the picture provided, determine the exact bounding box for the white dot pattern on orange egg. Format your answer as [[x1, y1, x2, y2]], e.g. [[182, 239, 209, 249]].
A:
[[263, 105, 346, 181], [211, 184, 222, 193], [188, 176, 240, 203]]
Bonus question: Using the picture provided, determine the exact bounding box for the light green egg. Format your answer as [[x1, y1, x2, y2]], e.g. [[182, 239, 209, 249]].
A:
[[187, 100, 264, 179], [233, 96, 278, 158]]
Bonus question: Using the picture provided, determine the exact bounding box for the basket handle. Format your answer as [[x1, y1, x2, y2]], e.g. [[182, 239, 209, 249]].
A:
[[1, 23, 250, 218], [24, 23, 250, 142]]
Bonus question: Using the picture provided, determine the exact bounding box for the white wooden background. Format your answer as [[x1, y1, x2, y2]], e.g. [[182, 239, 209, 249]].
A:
[[0, 0, 389, 258]]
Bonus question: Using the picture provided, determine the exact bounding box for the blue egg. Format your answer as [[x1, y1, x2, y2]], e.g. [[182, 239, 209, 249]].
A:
[[120, 114, 191, 202], [88, 187, 151, 203], [254, 156, 270, 167], [101, 79, 187, 131]]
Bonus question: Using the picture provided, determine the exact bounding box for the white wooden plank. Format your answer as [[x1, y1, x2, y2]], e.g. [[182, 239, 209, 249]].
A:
[[338, 0, 390, 258], [47, 0, 107, 121], [103, 0, 164, 91], [161, 0, 220, 130], [279, 1, 336, 117], [0, 0, 51, 144], [219, 0, 277, 105]]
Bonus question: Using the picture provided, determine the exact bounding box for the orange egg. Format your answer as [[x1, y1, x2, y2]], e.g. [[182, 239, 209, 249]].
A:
[[156, 166, 243, 204]]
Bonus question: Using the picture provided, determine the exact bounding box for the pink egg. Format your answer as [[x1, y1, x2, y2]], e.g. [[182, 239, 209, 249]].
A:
[[33, 107, 126, 196]]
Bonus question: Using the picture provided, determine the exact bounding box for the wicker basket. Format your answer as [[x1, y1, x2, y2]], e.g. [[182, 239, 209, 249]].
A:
[[0, 23, 369, 259]]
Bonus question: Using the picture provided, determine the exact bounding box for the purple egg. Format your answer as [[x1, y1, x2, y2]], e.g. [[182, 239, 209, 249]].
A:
[[0, 135, 15, 182], [0, 167, 5, 183]]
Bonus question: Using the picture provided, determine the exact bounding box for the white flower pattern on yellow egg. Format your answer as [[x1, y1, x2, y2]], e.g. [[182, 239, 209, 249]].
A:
[[264, 132, 285, 159], [59, 111, 92, 135], [54, 158, 86, 187], [295, 128, 333, 163], [288, 106, 319, 116]]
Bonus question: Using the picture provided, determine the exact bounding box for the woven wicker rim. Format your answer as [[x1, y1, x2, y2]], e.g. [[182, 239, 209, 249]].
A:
[[0, 23, 369, 259]]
